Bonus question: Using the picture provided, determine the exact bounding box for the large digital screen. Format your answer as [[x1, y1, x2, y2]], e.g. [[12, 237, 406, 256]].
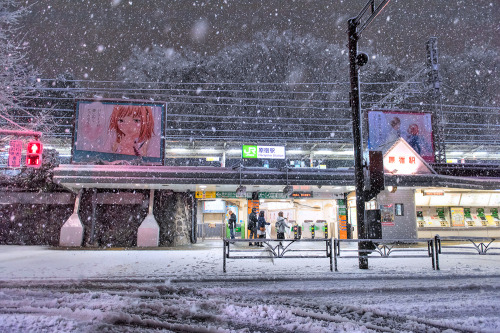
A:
[[72, 100, 166, 164], [368, 110, 435, 162]]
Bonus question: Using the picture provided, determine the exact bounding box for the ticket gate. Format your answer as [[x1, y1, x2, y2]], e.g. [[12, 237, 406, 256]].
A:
[[302, 220, 313, 238], [313, 220, 328, 239], [292, 224, 302, 239], [225, 221, 245, 238]]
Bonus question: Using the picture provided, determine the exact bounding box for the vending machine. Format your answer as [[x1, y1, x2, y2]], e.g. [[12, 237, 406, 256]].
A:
[[463, 208, 480, 227], [436, 208, 450, 227], [419, 207, 448, 227], [487, 208, 500, 226], [475, 208, 488, 227], [416, 211, 425, 228]]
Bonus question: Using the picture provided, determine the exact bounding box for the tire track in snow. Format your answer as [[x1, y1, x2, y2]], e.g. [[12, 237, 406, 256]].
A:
[[0, 277, 498, 332]]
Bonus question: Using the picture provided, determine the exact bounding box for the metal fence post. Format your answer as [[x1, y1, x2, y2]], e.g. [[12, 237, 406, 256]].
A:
[[223, 239, 227, 273], [434, 235, 440, 270]]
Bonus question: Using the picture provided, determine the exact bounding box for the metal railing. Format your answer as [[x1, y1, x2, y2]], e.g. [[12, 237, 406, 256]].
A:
[[222, 238, 333, 273], [223, 236, 500, 273], [434, 235, 500, 270], [334, 238, 436, 271]]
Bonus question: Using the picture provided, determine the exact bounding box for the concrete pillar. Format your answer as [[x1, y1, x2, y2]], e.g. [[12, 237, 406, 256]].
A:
[[59, 190, 84, 247], [137, 189, 160, 247]]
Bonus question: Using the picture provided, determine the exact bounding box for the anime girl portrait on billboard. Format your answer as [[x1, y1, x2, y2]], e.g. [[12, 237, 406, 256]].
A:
[[367, 110, 435, 162], [73, 100, 165, 164], [108, 105, 155, 157]]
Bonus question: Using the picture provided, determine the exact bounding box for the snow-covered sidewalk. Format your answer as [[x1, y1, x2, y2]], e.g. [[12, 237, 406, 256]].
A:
[[1, 242, 499, 332]]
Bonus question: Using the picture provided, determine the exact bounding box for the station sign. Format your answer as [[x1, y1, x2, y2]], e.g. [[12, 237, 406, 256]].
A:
[[383, 138, 435, 175], [195, 191, 216, 199], [242, 145, 285, 159]]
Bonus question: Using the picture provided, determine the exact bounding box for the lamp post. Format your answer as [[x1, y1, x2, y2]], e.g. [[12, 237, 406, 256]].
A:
[[347, 0, 392, 269]]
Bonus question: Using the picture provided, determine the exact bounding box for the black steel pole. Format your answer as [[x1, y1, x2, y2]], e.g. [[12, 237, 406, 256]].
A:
[[348, 18, 368, 269]]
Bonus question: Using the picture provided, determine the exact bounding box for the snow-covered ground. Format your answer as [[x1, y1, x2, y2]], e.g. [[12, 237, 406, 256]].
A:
[[1, 241, 499, 332]]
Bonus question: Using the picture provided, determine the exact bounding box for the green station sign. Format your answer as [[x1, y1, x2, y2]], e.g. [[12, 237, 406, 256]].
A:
[[242, 145, 285, 159]]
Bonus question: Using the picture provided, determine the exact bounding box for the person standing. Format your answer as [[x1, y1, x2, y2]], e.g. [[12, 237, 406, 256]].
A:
[[406, 123, 423, 155], [248, 207, 258, 246], [385, 116, 401, 145], [228, 210, 237, 240], [256, 211, 270, 247], [275, 211, 291, 240]]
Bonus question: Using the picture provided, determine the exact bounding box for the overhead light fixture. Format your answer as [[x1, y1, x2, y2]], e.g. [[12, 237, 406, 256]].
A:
[[283, 185, 293, 196], [313, 150, 334, 155], [169, 148, 188, 153], [199, 148, 217, 153], [332, 150, 355, 155], [387, 186, 397, 193]]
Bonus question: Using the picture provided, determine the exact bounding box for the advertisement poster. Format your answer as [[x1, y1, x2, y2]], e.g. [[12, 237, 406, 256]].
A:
[[368, 110, 435, 162], [450, 207, 465, 227], [73, 100, 165, 164], [380, 204, 395, 226]]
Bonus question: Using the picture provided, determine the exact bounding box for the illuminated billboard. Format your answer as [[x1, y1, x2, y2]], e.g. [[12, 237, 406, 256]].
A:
[[367, 110, 435, 162], [72, 100, 166, 164]]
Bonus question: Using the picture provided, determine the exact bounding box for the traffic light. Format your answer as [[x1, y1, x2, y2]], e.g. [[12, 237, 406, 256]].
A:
[[26, 140, 43, 168]]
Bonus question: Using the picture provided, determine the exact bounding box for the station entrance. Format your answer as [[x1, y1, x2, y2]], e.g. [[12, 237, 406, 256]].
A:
[[196, 194, 341, 241]]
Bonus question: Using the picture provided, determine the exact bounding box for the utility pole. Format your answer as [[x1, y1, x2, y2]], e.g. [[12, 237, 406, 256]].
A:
[[426, 37, 445, 163], [348, 0, 391, 269]]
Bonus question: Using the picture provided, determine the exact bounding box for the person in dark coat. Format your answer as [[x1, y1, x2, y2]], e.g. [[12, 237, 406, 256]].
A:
[[228, 210, 237, 240], [256, 211, 270, 247], [248, 207, 258, 246]]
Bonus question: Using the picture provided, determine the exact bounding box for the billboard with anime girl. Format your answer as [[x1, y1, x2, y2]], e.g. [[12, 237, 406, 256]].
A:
[[72, 100, 166, 164], [367, 110, 435, 162]]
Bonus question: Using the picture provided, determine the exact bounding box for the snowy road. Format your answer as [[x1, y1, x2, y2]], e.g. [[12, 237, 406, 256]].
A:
[[1, 275, 499, 332], [0, 244, 499, 332]]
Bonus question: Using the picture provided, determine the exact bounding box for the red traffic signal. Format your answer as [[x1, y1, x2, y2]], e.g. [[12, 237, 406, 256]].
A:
[[26, 141, 43, 168]]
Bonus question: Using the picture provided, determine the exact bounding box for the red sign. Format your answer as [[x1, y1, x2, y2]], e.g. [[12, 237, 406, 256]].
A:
[[8, 140, 22, 167]]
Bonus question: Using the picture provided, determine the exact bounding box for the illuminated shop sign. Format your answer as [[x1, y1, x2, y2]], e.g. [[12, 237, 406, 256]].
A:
[[383, 138, 435, 175]]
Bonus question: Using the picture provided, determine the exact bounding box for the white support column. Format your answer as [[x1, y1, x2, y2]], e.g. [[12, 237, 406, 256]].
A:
[[137, 189, 160, 247], [59, 190, 84, 247]]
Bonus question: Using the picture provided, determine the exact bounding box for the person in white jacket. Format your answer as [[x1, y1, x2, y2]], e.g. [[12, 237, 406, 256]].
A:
[[275, 211, 291, 240]]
